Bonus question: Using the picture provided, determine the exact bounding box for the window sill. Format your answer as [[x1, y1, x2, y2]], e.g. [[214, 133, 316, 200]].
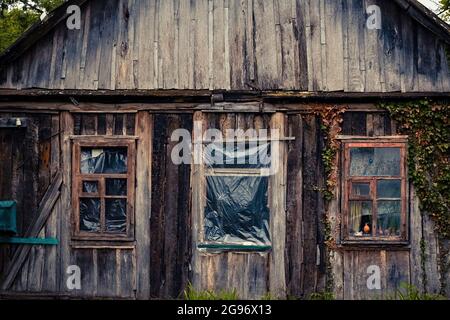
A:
[[198, 243, 272, 252], [341, 239, 409, 246]]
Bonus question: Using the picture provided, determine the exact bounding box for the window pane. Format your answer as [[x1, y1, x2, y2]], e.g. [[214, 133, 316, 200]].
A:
[[377, 180, 401, 198], [349, 201, 372, 237], [352, 182, 370, 197], [350, 147, 400, 176], [80, 198, 100, 232], [106, 199, 127, 233], [106, 179, 127, 196], [204, 176, 270, 245], [377, 200, 401, 236], [82, 181, 98, 194], [81, 147, 128, 174], [204, 142, 271, 169]]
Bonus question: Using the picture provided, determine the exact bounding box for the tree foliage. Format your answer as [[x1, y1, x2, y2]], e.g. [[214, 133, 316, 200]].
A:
[[0, 0, 64, 53]]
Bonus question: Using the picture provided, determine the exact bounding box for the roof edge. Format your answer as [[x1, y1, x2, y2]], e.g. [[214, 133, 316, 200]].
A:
[[394, 0, 450, 43], [0, 0, 89, 67]]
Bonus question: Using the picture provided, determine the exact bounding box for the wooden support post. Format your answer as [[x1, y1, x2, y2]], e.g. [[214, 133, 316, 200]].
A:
[[134, 111, 152, 299], [269, 112, 287, 299]]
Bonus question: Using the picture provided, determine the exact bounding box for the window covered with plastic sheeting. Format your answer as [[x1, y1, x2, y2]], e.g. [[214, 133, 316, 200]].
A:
[[81, 147, 128, 174], [205, 176, 270, 245], [342, 140, 408, 243], [204, 142, 271, 169], [72, 139, 135, 240], [201, 141, 273, 249]]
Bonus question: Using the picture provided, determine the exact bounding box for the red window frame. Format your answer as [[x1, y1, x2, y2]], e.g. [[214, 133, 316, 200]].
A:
[[342, 139, 408, 244]]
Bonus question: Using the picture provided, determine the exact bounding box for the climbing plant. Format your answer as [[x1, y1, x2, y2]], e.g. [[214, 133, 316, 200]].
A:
[[380, 100, 450, 238], [381, 100, 449, 295], [317, 105, 346, 294]]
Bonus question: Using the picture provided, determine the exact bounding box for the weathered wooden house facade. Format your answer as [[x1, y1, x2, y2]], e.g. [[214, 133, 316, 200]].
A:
[[0, 0, 449, 299]]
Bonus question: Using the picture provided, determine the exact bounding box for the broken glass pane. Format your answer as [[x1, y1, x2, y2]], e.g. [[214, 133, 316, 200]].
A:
[[106, 199, 127, 233], [204, 176, 270, 245], [352, 182, 370, 197], [349, 201, 372, 237], [377, 200, 401, 236], [82, 181, 98, 194], [106, 178, 127, 196], [80, 198, 100, 232], [377, 180, 401, 198], [350, 147, 400, 176], [81, 147, 128, 174]]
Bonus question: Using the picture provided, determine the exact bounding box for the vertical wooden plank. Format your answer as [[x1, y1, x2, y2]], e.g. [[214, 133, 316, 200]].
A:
[[114, 114, 125, 136], [363, 0, 383, 92], [381, 1, 402, 92], [97, 114, 107, 135], [324, 0, 344, 91], [150, 114, 166, 298], [125, 114, 136, 136], [212, 0, 227, 89], [115, 0, 133, 89], [417, 26, 436, 92], [177, 0, 192, 89], [193, 0, 210, 89], [59, 111, 74, 294], [81, 114, 96, 135], [400, 12, 417, 92], [253, 0, 278, 89], [71, 249, 96, 297], [422, 210, 441, 294], [277, 0, 297, 89], [228, 0, 246, 89], [286, 114, 303, 297], [106, 114, 115, 136], [373, 113, 385, 136], [162, 115, 181, 297], [98, 0, 119, 89], [97, 250, 117, 297], [386, 251, 410, 296], [350, 112, 367, 136], [191, 111, 205, 291], [301, 114, 319, 297], [366, 113, 374, 136], [42, 115, 60, 291], [158, 0, 177, 89], [346, 0, 365, 92], [135, 0, 154, 89], [309, 0, 323, 91], [269, 112, 287, 298], [119, 249, 136, 298], [135, 111, 152, 299]]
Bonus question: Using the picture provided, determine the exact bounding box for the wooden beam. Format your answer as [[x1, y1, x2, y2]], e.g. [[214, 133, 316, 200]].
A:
[[268, 112, 287, 298], [0, 89, 449, 104], [134, 111, 152, 299], [0, 172, 62, 290]]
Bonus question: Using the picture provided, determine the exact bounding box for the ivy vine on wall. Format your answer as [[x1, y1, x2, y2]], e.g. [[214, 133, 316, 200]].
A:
[[317, 105, 346, 295], [380, 100, 450, 239]]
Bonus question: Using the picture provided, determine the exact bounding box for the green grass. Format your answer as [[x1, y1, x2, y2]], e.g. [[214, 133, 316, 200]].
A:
[[388, 283, 447, 300], [183, 283, 239, 300], [309, 292, 335, 300]]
